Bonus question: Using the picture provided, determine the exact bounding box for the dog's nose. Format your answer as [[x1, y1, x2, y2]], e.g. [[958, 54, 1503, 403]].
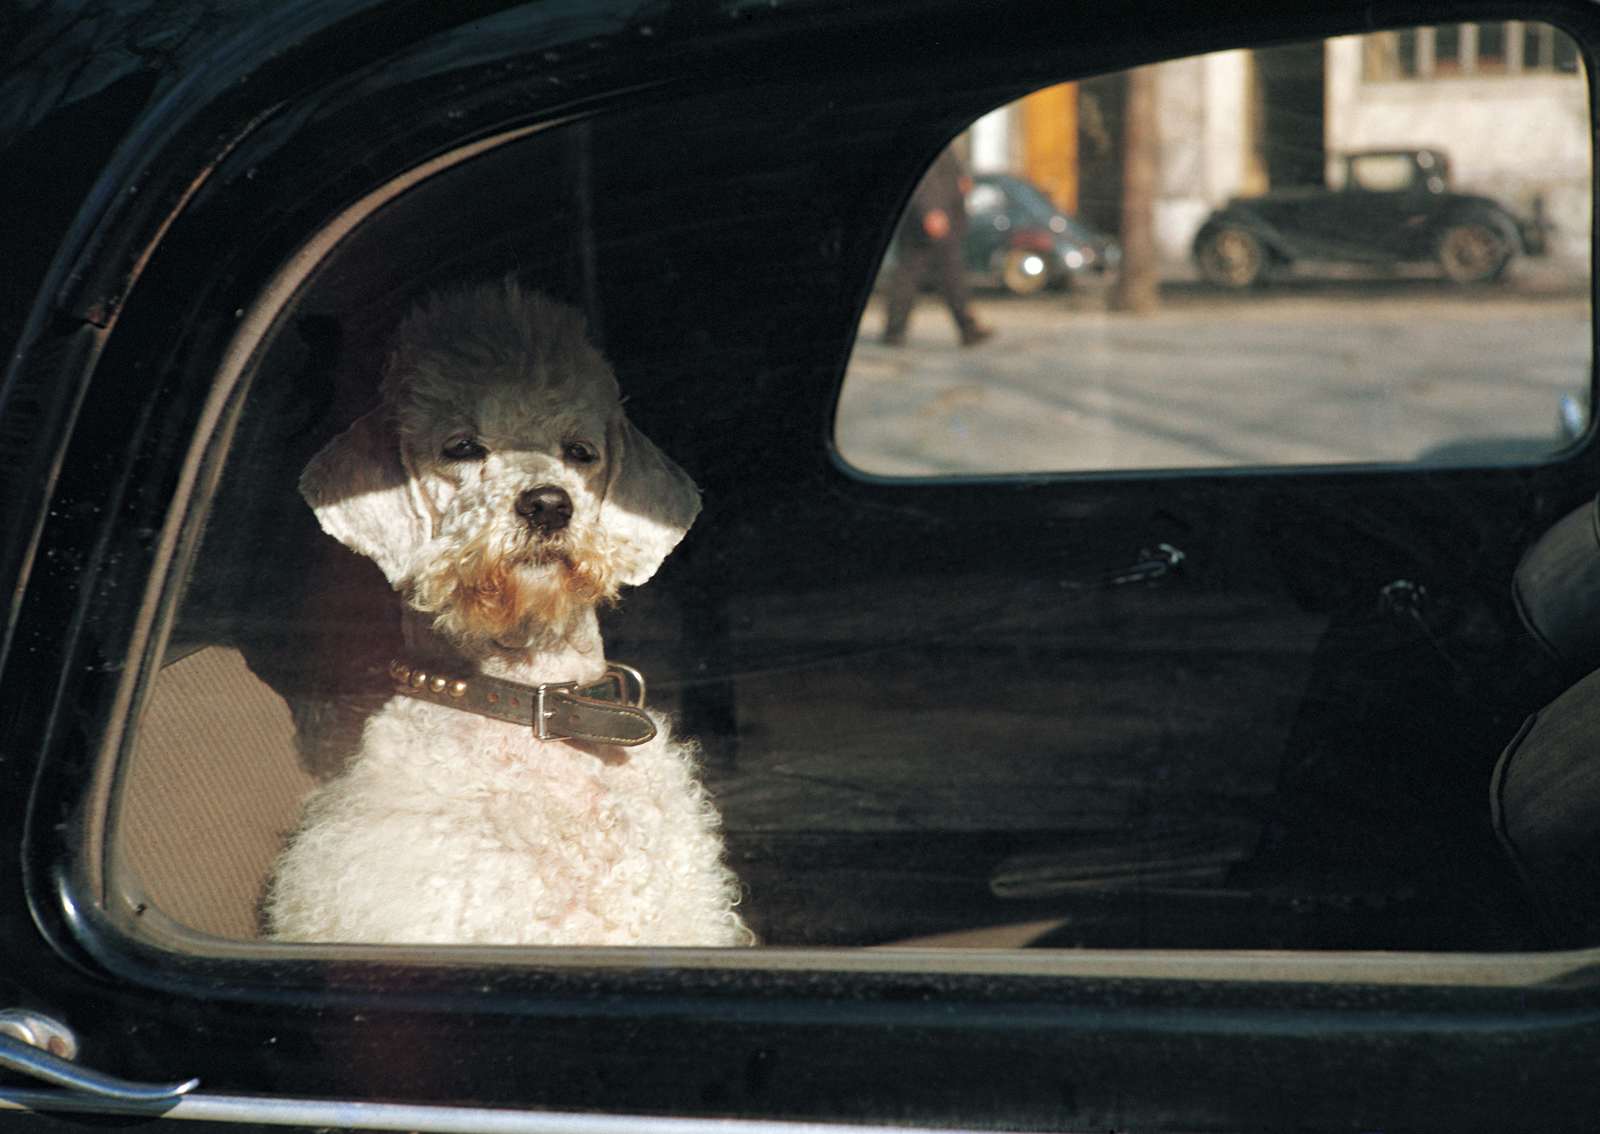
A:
[[515, 485, 572, 533]]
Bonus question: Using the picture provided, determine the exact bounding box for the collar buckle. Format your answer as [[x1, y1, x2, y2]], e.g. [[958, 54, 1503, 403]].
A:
[[533, 664, 654, 745], [385, 658, 658, 747]]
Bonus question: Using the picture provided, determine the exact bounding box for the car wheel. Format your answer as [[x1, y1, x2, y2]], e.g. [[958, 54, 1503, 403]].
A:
[[1196, 225, 1266, 288], [999, 248, 1053, 296], [1437, 221, 1511, 284]]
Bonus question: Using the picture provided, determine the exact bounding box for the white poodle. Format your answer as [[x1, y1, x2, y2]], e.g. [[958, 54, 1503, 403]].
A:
[[265, 280, 752, 947]]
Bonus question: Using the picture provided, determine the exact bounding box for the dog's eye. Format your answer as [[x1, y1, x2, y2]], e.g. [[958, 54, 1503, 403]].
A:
[[563, 441, 599, 466], [442, 436, 489, 461]]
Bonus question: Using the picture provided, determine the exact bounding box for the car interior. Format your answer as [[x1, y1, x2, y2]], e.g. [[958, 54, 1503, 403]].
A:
[[100, 20, 1600, 959]]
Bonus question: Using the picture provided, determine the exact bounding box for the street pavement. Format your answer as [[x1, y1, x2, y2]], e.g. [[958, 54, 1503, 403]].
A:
[[838, 271, 1590, 476]]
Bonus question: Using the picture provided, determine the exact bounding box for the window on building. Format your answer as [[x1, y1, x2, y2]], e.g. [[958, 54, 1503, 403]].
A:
[[1476, 22, 1509, 73], [1395, 27, 1419, 77], [1368, 22, 1583, 80], [1434, 24, 1464, 75]]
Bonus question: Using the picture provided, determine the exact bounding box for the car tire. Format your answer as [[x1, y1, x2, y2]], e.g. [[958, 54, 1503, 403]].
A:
[[999, 248, 1053, 296], [1437, 220, 1511, 284], [1195, 225, 1266, 289]]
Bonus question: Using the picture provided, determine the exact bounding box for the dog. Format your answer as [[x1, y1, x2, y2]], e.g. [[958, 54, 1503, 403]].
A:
[[264, 280, 753, 947]]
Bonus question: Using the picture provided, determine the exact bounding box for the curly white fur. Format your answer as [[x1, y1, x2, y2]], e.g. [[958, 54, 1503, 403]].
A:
[[264, 280, 752, 947]]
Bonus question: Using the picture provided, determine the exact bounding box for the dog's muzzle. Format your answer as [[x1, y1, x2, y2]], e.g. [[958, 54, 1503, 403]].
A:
[[388, 658, 656, 746]]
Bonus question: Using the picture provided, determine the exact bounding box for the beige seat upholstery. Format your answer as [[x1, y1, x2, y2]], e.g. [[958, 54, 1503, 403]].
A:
[[120, 646, 316, 940]]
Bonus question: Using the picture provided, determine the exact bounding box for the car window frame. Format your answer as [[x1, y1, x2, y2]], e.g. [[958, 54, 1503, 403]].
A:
[[57, 33, 1600, 988], [7, 2, 1600, 1129]]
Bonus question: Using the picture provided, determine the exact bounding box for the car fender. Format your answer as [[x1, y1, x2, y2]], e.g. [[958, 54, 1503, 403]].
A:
[[1192, 206, 1296, 263], [1436, 197, 1527, 255]]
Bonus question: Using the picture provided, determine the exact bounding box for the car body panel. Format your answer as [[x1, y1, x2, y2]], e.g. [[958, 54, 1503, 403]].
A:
[[2, 1, 1600, 1131], [1194, 148, 1542, 283], [963, 172, 1121, 292]]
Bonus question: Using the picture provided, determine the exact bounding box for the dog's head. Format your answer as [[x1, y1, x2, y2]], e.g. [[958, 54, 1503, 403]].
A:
[[299, 280, 700, 651]]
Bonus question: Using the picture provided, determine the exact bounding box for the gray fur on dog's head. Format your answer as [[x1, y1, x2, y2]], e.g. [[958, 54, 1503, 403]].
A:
[[298, 280, 699, 650]]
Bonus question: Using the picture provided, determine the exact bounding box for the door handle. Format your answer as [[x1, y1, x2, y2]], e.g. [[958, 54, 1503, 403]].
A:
[[1102, 542, 1187, 588], [0, 1010, 198, 1102], [1058, 542, 1186, 596]]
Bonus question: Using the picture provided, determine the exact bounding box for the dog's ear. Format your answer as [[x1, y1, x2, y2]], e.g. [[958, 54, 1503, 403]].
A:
[[601, 413, 702, 587], [298, 409, 433, 587]]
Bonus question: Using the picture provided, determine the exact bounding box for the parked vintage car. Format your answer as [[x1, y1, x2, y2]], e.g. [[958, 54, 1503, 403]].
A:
[[3, 2, 1600, 1133], [964, 172, 1121, 294], [1193, 148, 1548, 287]]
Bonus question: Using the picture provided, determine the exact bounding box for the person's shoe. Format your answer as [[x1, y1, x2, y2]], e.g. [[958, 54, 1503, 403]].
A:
[[960, 324, 995, 347], [880, 330, 906, 347]]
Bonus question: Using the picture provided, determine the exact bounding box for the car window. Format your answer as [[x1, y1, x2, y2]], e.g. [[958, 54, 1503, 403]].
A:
[[1007, 179, 1063, 219], [835, 23, 1591, 477], [87, 18, 1598, 970], [17, 8, 1600, 1131], [1346, 152, 1420, 192], [966, 182, 1006, 215]]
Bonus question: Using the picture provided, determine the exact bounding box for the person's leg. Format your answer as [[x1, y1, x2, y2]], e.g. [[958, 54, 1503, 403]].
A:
[[881, 241, 931, 344], [932, 238, 991, 345]]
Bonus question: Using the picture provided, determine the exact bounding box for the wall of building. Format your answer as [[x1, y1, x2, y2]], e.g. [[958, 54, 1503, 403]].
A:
[[962, 30, 1589, 273], [1152, 49, 1252, 270], [969, 104, 1013, 175]]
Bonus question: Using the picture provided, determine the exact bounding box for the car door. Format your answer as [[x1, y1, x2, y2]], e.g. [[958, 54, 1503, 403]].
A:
[[1332, 151, 1439, 259], [4, 2, 1600, 1132]]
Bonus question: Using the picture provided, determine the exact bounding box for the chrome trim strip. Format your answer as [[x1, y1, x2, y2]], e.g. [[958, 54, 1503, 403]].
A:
[[0, 1089, 990, 1134], [0, 1031, 197, 1102]]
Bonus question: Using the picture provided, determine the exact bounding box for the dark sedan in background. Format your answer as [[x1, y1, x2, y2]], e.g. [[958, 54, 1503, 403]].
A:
[[1194, 148, 1548, 287], [964, 172, 1121, 294]]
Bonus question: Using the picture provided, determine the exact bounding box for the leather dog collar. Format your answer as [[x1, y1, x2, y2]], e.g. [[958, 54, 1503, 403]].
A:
[[388, 658, 657, 747]]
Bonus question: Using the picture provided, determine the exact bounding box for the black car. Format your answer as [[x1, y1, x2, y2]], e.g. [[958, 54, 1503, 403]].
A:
[[4, 3, 1600, 1133], [1194, 148, 1547, 287], [964, 173, 1121, 295]]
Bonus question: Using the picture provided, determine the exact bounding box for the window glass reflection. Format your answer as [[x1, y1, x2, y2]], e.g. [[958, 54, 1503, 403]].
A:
[[839, 25, 1592, 477]]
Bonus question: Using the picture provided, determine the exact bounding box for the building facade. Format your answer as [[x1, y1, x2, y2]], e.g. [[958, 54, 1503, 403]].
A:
[[967, 22, 1588, 273]]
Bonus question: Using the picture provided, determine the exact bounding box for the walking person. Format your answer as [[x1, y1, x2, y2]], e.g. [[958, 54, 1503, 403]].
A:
[[881, 147, 995, 347]]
